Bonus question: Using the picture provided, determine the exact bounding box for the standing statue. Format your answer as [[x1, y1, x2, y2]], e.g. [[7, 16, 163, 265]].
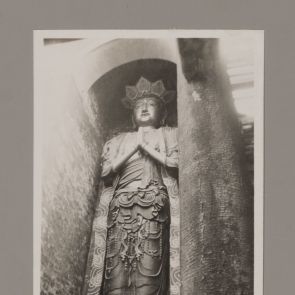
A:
[[83, 77, 181, 295]]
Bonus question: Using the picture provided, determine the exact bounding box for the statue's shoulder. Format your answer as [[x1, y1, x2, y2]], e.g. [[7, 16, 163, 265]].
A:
[[107, 132, 127, 143], [160, 126, 178, 137], [161, 126, 177, 131], [160, 126, 178, 148], [103, 131, 133, 151]]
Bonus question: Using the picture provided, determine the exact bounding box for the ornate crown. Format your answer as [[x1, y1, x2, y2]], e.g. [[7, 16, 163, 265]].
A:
[[122, 76, 175, 109]]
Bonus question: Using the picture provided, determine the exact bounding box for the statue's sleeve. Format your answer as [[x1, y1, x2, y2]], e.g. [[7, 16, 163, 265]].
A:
[[164, 127, 179, 169], [101, 138, 115, 178], [101, 134, 124, 178]]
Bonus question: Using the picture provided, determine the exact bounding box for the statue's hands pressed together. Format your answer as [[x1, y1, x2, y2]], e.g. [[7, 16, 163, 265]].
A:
[[137, 127, 167, 166], [111, 134, 140, 173], [137, 126, 145, 149]]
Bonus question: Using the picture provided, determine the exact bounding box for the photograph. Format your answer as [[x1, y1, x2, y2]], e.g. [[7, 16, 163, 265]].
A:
[[34, 30, 264, 295]]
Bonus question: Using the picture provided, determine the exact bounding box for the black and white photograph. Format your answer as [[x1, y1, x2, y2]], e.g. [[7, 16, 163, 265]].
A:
[[34, 30, 264, 295]]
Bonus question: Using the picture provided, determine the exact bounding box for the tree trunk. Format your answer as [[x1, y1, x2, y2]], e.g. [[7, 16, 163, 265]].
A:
[[178, 39, 253, 295]]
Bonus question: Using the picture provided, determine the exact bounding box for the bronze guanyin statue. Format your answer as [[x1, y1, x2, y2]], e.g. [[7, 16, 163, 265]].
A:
[[83, 77, 181, 295]]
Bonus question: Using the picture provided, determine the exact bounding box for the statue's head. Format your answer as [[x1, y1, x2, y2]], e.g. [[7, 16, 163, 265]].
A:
[[132, 96, 164, 127], [122, 77, 175, 128]]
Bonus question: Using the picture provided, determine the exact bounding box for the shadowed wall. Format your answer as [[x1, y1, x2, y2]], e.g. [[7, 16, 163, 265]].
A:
[[40, 42, 104, 295]]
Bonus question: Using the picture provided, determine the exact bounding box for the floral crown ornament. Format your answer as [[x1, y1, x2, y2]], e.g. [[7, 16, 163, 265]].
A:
[[122, 76, 176, 109]]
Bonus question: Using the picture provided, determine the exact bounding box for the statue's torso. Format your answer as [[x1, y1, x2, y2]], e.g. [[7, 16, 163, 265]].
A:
[[116, 128, 165, 190]]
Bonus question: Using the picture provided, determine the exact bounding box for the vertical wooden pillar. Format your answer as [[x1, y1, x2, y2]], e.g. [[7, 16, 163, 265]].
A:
[[178, 39, 253, 295]]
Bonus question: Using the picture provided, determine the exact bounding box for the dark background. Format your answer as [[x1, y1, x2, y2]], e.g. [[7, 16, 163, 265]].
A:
[[0, 0, 294, 294]]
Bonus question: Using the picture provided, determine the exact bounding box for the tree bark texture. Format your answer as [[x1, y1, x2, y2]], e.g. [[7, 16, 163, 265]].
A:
[[177, 39, 253, 295]]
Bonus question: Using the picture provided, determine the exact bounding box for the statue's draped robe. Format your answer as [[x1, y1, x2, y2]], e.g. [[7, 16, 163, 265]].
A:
[[83, 127, 181, 295]]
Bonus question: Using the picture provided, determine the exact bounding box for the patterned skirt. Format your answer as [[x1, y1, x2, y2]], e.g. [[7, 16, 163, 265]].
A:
[[102, 182, 170, 295]]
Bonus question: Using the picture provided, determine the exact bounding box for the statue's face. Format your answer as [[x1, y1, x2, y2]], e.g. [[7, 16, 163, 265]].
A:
[[133, 97, 163, 127]]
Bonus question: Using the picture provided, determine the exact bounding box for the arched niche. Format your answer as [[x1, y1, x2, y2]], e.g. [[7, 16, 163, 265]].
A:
[[72, 39, 180, 136], [77, 40, 181, 295], [40, 39, 180, 295]]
